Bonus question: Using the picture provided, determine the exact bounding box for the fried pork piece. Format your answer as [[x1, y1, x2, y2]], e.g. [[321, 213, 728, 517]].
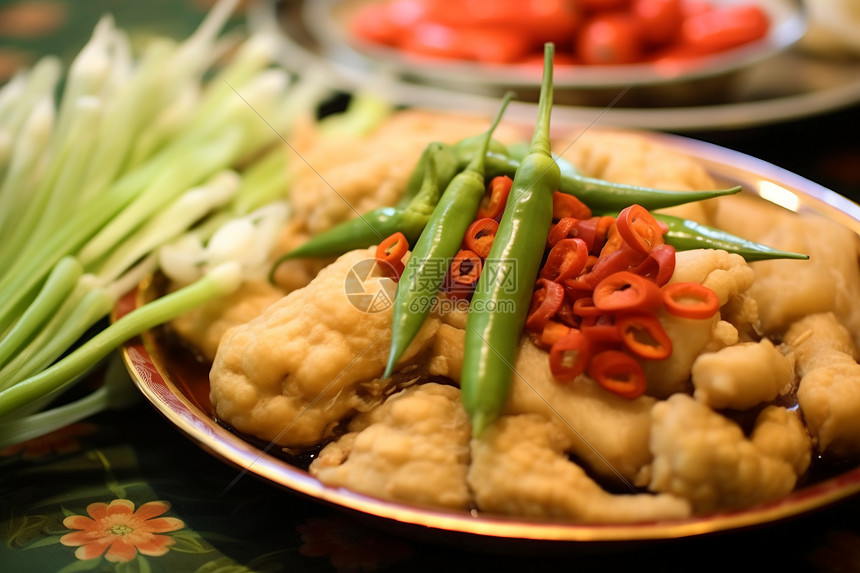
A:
[[641, 249, 756, 398], [209, 248, 440, 448], [691, 339, 795, 410], [288, 109, 521, 236], [649, 394, 812, 514], [468, 414, 691, 523], [310, 383, 471, 510], [715, 197, 860, 347], [783, 313, 860, 459], [171, 279, 285, 362], [556, 129, 719, 224], [428, 328, 656, 487]]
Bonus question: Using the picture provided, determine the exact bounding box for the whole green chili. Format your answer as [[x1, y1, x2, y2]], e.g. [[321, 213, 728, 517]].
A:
[[268, 143, 449, 280], [383, 92, 515, 378], [396, 141, 461, 208], [656, 212, 809, 261], [484, 152, 742, 212], [461, 44, 560, 438]]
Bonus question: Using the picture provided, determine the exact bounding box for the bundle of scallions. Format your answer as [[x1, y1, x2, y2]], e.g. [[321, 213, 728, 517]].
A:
[[0, 0, 374, 448]]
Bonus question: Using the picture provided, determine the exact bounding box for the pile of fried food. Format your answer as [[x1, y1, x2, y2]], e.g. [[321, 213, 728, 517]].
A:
[[170, 109, 860, 524]]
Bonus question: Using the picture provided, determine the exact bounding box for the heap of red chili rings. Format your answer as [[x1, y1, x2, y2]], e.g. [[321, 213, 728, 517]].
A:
[[375, 175, 721, 400]]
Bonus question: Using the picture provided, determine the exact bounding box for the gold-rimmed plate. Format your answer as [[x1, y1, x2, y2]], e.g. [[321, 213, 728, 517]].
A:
[[117, 130, 860, 548]]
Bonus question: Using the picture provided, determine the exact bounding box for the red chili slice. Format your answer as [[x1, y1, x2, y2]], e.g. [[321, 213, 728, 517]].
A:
[[616, 312, 673, 360], [477, 176, 513, 220], [539, 321, 572, 349], [552, 191, 592, 220], [549, 329, 592, 382], [526, 278, 565, 331], [599, 222, 626, 258], [662, 281, 720, 319], [581, 316, 623, 343], [540, 238, 589, 283], [463, 217, 499, 259], [571, 296, 602, 317], [587, 349, 647, 399], [554, 298, 581, 328], [616, 204, 665, 254], [547, 217, 578, 248], [633, 243, 676, 286], [447, 249, 482, 298], [593, 270, 663, 313], [375, 232, 408, 279], [576, 215, 615, 254]]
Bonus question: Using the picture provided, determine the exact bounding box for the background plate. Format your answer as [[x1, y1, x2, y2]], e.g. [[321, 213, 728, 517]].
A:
[[253, 0, 860, 131]]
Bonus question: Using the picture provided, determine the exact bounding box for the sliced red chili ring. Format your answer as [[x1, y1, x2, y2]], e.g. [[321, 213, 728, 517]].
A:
[[540, 237, 589, 283], [376, 232, 408, 264], [525, 278, 565, 331], [577, 216, 616, 255], [579, 246, 647, 290], [616, 204, 665, 254], [450, 249, 482, 284], [477, 175, 512, 220], [662, 281, 720, 319], [587, 349, 647, 399], [447, 249, 482, 298], [547, 217, 578, 248], [633, 243, 676, 287], [581, 319, 622, 343], [375, 232, 409, 279], [552, 191, 592, 220], [549, 329, 592, 382], [539, 320, 572, 349], [571, 296, 602, 317], [593, 270, 663, 313], [554, 298, 581, 328], [463, 217, 499, 259], [616, 312, 673, 360], [598, 223, 626, 258]]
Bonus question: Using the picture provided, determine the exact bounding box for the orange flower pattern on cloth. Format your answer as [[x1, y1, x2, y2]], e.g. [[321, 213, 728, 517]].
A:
[[60, 499, 184, 563]]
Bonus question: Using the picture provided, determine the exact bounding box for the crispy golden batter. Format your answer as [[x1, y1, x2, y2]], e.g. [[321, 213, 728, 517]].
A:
[[648, 394, 811, 514], [784, 313, 860, 459], [209, 248, 439, 447], [310, 383, 471, 510], [468, 414, 691, 522], [692, 339, 795, 410]]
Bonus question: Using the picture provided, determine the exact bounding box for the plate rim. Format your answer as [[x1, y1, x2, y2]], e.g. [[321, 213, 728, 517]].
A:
[[118, 130, 860, 544]]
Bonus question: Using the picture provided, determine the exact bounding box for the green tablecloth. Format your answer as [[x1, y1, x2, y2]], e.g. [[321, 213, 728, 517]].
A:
[[3, 393, 860, 573], [3, 1, 860, 571]]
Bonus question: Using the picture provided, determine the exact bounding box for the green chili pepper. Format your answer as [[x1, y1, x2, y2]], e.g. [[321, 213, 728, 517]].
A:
[[383, 92, 515, 379], [562, 176, 741, 213], [462, 44, 561, 438], [397, 135, 506, 208], [396, 142, 461, 208], [486, 150, 582, 182], [655, 212, 809, 261], [485, 151, 741, 212], [268, 144, 447, 280]]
